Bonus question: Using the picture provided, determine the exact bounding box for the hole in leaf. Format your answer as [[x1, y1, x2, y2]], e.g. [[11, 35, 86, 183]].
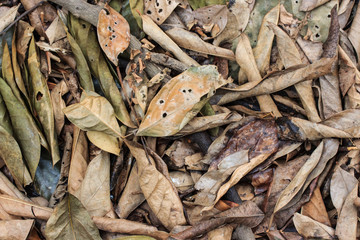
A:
[[328, 14, 331, 18], [182, 89, 186, 93], [108, 26, 112, 31], [159, 9, 163, 13], [105, 44, 108, 47], [156, 0, 159, 6], [147, 10, 152, 14], [188, 89, 192, 93], [315, 33, 320, 38], [162, 112, 167, 118], [295, 0, 298, 3], [114, 21, 118, 25], [82, 24, 87, 28], [112, 35, 116, 38], [315, 25, 319, 29], [110, 37, 113, 40], [36, 92, 43, 101], [103, 8, 110, 15], [157, 18, 160, 21], [159, 99, 164, 104], [168, 0, 171, 4]]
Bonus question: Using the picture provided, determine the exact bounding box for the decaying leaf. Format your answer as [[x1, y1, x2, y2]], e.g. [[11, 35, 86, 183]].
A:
[[76, 151, 112, 217], [144, 0, 185, 25], [293, 213, 335, 239], [63, 93, 122, 138], [137, 65, 231, 136], [45, 194, 101, 240], [125, 140, 186, 230], [97, 4, 130, 66]]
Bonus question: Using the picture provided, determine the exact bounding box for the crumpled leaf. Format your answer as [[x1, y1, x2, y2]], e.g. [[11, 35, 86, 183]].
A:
[[76, 151, 112, 217], [0, 219, 34, 240], [137, 65, 231, 136], [293, 213, 335, 239], [0, 125, 32, 186], [194, 5, 228, 38], [330, 167, 358, 214], [125, 140, 186, 230], [28, 36, 60, 165], [97, 4, 130, 66], [63, 93, 122, 138], [0, 77, 40, 179], [144, 0, 185, 25], [45, 194, 101, 240]]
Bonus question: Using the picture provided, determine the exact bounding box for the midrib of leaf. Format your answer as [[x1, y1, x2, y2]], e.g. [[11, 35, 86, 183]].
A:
[[68, 197, 77, 240]]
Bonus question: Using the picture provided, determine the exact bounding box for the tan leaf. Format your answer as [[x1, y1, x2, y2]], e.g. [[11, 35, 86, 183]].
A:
[[335, 183, 358, 240], [144, 0, 185, 25], [299, 0, 331, 11], [63, 93, 122, 137], [0, 219, 34, 240], [207, 225, 233, 240], [68, 127, 89, 194], [301, 187, 331, 226], [0, 4, 20, 32], [45, 194, 101, 240], [97, 4, 130, 66], [92, 216, 169, 240], [115, 163, 145, 219], [86, 131, 120, 155], [347, 1, 360, 65], [125, 140, 186, 230], [77, 151, 112, 217], [142, 14, 199, 66], [272, 141, 324, 214], [166, 27, 236, 61], [293, 213, 335, 239], [194, 5, 228, 38], [50, 80, 68, 136], [137, 65, 231, 137], [0, 194, 52, 220], [330, 167, 358, 214]]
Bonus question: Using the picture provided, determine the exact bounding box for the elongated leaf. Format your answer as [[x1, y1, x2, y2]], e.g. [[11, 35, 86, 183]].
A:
[[63, 94, 122, 137], [0, 194, 52, 220], [273, 141, 324, 214], [64, 25, 94, 92], [45, 194, 101, 240], [330, 167, 358, 213], [86, 131, 120, 155], [187, 0, 226, 10], [0, 125, 32, 186], [0, 94, 12, 135], [125, 140, 186, 230], [68, 127, 89, 194], [77, 151, 112, 217], [137, 65, 231, 137], [0, 77, 40, 178], [69, 15, 134, 127], [28, 36, 60, 165]]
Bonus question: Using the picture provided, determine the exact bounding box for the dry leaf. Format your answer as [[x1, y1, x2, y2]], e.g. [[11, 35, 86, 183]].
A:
[[50, 80, 68, 136], [0, 4, 20, 32], [76, 151, 112, 217], [299, 0, 331, 11], [86, 131, 120, 156], [207, 225, 233, 240], [166, 27, 235, 61], [293, 213, 335, 239], [301, 187, 331, 226], [193, 5, 228, 38], [125, 140, 186, 230], [68, 127, 89, 194], [330, 167, 358, 214], [335, 183, 358, 240], [137, 65, 231, 137], [63, 93, 122, 137], [97, 4, 130, 65], [144, 0, 185, 25], [0, 194, 52, 220], [0, 219, 34, 240]]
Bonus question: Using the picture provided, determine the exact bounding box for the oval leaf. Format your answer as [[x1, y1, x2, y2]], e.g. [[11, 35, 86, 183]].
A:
[[97, 4, 130, 66], [63, 94, 122, 138], [45, 194, 101, 240]]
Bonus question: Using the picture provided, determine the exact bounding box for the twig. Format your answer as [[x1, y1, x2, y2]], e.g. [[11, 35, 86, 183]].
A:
[[0, 1, 45, 36]]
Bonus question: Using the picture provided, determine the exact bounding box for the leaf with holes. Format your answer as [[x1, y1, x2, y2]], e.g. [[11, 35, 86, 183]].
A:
[[28, 36, 60, 165], [137, 65, 231, 137], [144, 0, 187, 25], [97, 4, 131, 66]]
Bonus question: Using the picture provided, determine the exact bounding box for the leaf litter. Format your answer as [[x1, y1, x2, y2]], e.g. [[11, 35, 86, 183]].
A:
[[0, 0, 360, 239]]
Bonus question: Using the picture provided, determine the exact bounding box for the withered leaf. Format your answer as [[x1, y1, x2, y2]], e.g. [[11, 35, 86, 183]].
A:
[[125, 140, 186, 230], [97, 4, 130, 66], [293, 213, 335, 239], [137, 65, 231, 137], [45, 194, 101, 240], [144, 0, 185, 25], [0, 219, 34, 240]]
